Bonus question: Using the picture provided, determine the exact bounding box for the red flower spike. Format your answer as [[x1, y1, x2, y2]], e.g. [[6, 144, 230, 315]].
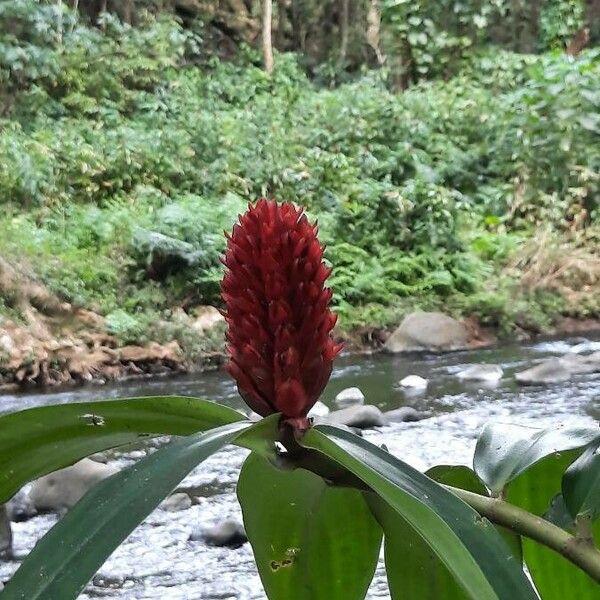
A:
[[221, 199, 342, 427]]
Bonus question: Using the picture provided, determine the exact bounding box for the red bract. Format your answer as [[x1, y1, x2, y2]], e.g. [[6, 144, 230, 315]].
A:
[[221, 199, 342, 427]]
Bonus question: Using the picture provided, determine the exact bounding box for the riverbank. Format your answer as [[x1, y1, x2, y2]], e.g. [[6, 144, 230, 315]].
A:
[[2, 13, 600, 390], [2, 257, 600, 393]]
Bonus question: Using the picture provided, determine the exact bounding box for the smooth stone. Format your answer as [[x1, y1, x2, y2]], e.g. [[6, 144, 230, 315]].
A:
[[192, 519, 247, 548], [29, 458, 118, 512], [326, 405, 387, 429], [0, 504, 12, 559], [161, 492, 192, 512], [559, 352, 600, 374], [7, 488, 37, 522], [456, 364, 503, 382], [569, 340, 600, 354], [334, 387, 365, 407], [385, 407, 425, 423], [399, 375, 428, 389], [92, 573, 126, 588], [385, 311, 469, 353], [308, 400, 329, 418], [515, 358, 571, 385], [516, 352, 600, 385]]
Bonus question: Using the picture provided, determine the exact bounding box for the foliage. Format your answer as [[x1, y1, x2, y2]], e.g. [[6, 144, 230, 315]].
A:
[[0, 2, 599, 348], [539, 0, 586, 49], [0, 398, 599, 599]]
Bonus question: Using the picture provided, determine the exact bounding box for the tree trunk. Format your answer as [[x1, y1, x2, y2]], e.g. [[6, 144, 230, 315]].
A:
[[57, 0, 63, 47], [262, 0, 274, 74], [366, 0, 384, 65], [123, 0, 134, 25], [337, 0, 349, 69]]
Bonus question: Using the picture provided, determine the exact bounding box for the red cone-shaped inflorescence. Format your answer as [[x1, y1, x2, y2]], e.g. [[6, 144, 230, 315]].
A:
[[221, 199, 342, 426]]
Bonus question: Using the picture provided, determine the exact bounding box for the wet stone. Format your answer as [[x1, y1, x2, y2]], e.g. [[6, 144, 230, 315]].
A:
[[92, 573, 126, 589], [326, 405, 387, 429], [334, 387, 365, 407], [160, 493, 192, 512], [191, 520, 247, 548], [385, 407, 426, 423]]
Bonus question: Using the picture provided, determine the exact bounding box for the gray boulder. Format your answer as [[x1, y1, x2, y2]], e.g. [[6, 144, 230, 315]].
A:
[[161, 492, 192, 512], [384, 407, 426, 423], [7, 488, 37, 522], [334, 387, 365, 407], [0, 504, 12, 559], [191, 520, 247, 548], [385, 312, 469, 353], [456, 364, 503, 383], [326, 405, 387, 429], [560, 352, 600, 375], [308, 400, 330, 418], [516, 353, 600, 385], [30, 458, 118, 512], [398, 375, 428, 389], [515, 358, 571, 385]]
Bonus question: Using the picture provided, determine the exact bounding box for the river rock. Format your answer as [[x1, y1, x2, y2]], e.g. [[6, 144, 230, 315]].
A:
[[560, 352, 600, 374], [515, 358, 571, 385], [30, 458, 118, 512], [456, 364, 503, 383], [327, 405, 387, 429], [92, 572, 126, 589], [192, 520, 247, 548], [385, 312, 470, 353], [334, 387, 365, 407], [0, 504, 12, 559], [399, 375, 428, 389], [384, 407, 425, 423], [190, 306, 225, 333], [569, 340, 600, 354], [516, 352, 600, 385], [7, 488, 37, 522], [161, 492, 192, 512], [308, 400, 329, 418]]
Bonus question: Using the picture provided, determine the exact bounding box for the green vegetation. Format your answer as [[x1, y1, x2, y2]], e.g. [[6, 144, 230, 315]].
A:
[[1, 1, 599, 358]]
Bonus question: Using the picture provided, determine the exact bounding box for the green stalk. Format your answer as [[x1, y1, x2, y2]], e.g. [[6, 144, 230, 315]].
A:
[[446, 485, 600, 583]]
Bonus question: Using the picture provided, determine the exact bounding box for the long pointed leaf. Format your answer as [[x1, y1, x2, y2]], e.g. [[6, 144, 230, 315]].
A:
[[238, 453, 381, 600], [563, 440, 600, 522], [302, 424, 537, 600], [507, 451, 600, 599], [1, 420, 251, 600], [368, 494, 469, 600], [0, 396, 244, 502], [474, 423, 599, 495]]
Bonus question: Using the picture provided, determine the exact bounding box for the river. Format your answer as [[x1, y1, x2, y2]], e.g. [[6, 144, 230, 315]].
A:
[[1, 337, 599, 599]]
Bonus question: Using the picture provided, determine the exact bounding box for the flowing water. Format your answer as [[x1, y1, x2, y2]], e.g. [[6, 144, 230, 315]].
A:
[[1, 337, 599, 599]]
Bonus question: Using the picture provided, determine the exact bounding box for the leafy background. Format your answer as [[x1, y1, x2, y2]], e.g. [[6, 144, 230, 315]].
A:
[[0, 0, 599, 356]]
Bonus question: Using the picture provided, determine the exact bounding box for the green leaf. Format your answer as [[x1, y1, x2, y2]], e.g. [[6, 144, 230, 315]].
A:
[[507, 451, 600, 599], [237, 452, 381, 600], [1, 421, 252, 600], [302, 424, 537, 600], [473, 423, 598, 495], [368, 494, 468, 599], [427, 465, 522, 562], [563, 440, 600, 522], [427, 465, 488, 494], [544, 494, 576, 531], [578, 114, 600, 133], [0, 396, 244, 503]]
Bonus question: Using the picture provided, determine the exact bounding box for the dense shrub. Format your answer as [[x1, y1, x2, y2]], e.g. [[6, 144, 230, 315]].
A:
[[1, 4, 599, 337]]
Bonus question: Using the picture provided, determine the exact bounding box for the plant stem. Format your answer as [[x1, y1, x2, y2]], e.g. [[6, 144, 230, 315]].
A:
[[445, 485, 600, 583]]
